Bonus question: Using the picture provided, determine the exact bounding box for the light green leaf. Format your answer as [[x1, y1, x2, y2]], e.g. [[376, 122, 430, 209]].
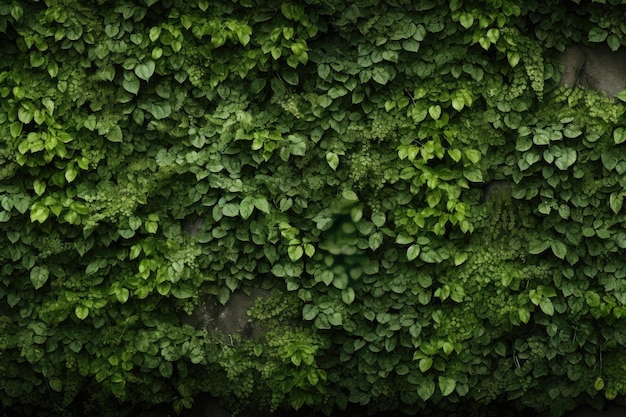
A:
[[550, 240, 567, 259], [529, 239, 550, 255], [369, 232, 383, 250], [30, 266, 49, 290], [518, 308, 530, 324], [464, 149, 481, 164], [326, 152, 339, 170], [554, 148, 576, 170], [254, 197, 270, 214], [106, 125, 123, 142], [539, 298, 554, 316], [240, 196, 255, 220], [417, 379, 436, 401], [428, 105, 441, 120], [438, 376, 456, 397], [371, 212, 386, 227], [610, 192, 624, 214], [288, 245, 304, 262], [419, 357, 432, 372], [341, 288, 355, 305], [407, 244, 421, 261], [75, 305, 89, 320], [135, 59, 155, 81], [614, 127, 626, 144]]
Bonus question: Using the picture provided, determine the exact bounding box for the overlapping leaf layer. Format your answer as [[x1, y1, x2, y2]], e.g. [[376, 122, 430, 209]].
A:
[[1, 1, 626, 416]]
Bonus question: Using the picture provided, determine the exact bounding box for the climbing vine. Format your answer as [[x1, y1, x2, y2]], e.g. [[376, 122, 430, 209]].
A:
[[1, 0, 626, 416]]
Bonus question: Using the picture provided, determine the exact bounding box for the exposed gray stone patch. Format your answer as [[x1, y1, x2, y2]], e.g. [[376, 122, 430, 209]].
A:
[[560, 44, 626, 97], [182, 288, 269, 339]]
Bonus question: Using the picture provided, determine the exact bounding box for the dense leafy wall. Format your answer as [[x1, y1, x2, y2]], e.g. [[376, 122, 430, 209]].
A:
[[2, 0, 626, 416]]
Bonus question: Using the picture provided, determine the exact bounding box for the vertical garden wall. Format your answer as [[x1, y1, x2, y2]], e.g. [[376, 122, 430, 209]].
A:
[[1, 0, 626, 416]]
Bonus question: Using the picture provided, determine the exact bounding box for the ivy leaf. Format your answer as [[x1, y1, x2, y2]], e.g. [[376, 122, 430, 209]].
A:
[[134, 60, 155, 81], [407, 244, 421, 261], [419, 357, 432, 372], [438, 376, 456, 396], [368, 232, 383, 250], [341, 288, 355, 305], [518, 308, 530, 324], [122, 73, 140, 94], [529, 239, 550, 254], [616, 90, 626, 103], [288, 245, 304, 262], [610, 192, 624, 214], [30, 266, 49, 290], [240, 196, 255, 220], [614, 127, 626, 144], [75, 305, 89, 320], [106, 125, 123, 142], [326, 152, 339, 170], [539, 298, 554, 316], [254, 197, 270, 214], [551, 240, 567, 259], [554, 148, 576, 170], [417, 379, 436, 401]]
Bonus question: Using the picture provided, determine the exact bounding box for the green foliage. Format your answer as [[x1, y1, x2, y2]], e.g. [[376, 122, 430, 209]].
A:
[[1, 0, 626, 416]]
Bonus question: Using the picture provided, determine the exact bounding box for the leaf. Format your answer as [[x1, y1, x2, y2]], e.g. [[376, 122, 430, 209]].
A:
[[616, 90, 626, 103], [135, 60, 156, 81], [417, 379, 436, 401], [254, 197, 270, 214], [418, 357, 432, 372], [30, 266, 49, 290], [75, 305, 89, 320], [407, 244, 421, 261], [601, 151, 618, 171], [464, 149, 481, 164], [428, 105, 441, 120], [539, 298, 554, 316], [610, 192, 624, 214], [341, 288, 355, 305], [518, 308, 530, 324], [554, 148, 576, 170], [371, 212, 386, 227], [288, 245, 304, 261], [438, 376, 456, 396], [550, 240, 567, 259], [106, 125, 123, 142], [368, 232, 383, 250], [122, 73, 140, 94], [326, 152, 339, 171], [529, 240, 550, 255], [614, 128, 626, 144], [240, 196, 255, 219]]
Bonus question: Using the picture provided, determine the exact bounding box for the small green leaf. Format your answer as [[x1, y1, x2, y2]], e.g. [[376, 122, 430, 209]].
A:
[[30, 266, 49, 290], [518, 308, 530, 324], [254, 197, 270, 214], [539, 298, 554, 316], [417, 379, 436, 401], [75, 305, 89, 320], [551, 240, 567, 259], [554, 148, 576, 170], [407, 244, 421, 261], [122, 73, 140, 94], [326, 152, 339, 170], [428, 105, 441, 120], [464, 149, 481, 164], [342, 189, 359, 201], [371, 212, 386, 227], [341, 288, 355, 305], [240, 196, 255, 220], [288, 245, 304, 261], [33, 180, 46, 196], [368, 232, 383, 250], [106, 126, 123, 142], [594, 377, 605, 391], [529, 240, 550, 255], [419, 357, 432, 372], [438, 376, 456, 397], [610, 193, 624, 214], [614, 127, 626, 144]]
